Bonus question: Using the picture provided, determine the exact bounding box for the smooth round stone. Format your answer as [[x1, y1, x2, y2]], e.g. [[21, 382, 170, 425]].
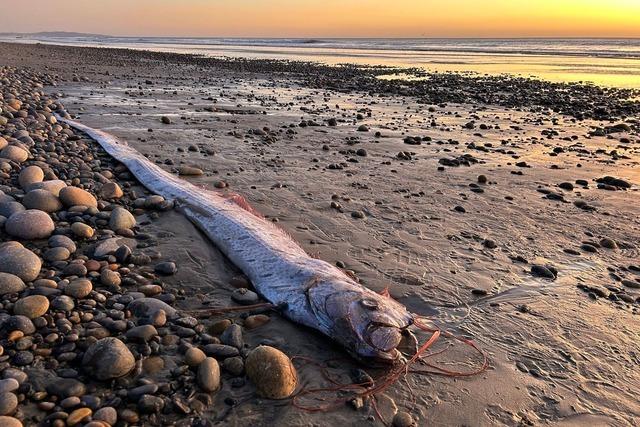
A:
[[25, 180, 66, 196], [48, 235, 77, 253], [0, 392, 17, 415], [65, 279, 93, 299], [0, 379, 19, 394], [196, 357, 220, 392], [0, 416, 21, 427], [5, 210, 55, 240], [245, 346, 297, 399], [231, 288, 259, 305], [83, 337, 135, 380], [125, 325, 157, 343], [2, 369, 27, 384], [0, 242, 41, 282], [222, 356, 244, 376], [13, 295, 49, 319], [184, 347, 206, 367], [100, 269, 121, 287], [51, 295, 75, 311], [67, 407, 92, 426], [178, 166, 203, 176], [46, 378, 86, 398], [0, 137, 6, 150], [23, 189, 62, 212], [244, 314, 270, 330], [128, 298, 176, 319], [59, 186, 97, 208], [18, 165, 44, 189], [43, 247, 70, 262], [392, 411, 417, 427], [0, 146, 29, 163], [100, 182, 123, 199], [0, 202, 25, 218], [153, 262, 176, 275], [93, 406, 117, 425], [4, 315, 35, 334], [108, 207, 136, 231], [71, 222, 94, 238], [220, 324, 243, 349], [0, 273, 26, 295]]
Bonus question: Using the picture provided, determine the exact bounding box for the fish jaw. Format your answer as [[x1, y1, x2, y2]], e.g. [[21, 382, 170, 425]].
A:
[[306, 276, 414, 364]]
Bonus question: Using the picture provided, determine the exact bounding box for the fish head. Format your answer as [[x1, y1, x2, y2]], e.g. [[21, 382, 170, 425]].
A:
[[321, 287, 414, 364]]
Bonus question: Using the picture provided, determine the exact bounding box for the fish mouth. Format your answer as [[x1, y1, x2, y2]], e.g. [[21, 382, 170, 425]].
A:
[[362, 323, 404, 362]]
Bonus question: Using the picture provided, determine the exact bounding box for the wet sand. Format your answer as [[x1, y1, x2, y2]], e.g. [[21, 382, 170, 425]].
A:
[[1, 42, 639, 426]]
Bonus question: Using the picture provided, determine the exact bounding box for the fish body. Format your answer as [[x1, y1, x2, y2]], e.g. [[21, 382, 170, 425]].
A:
[[58, 116, 414, 363]]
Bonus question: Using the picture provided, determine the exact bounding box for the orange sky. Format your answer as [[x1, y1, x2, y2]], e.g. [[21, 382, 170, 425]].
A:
[[1, 0, 639, 38]]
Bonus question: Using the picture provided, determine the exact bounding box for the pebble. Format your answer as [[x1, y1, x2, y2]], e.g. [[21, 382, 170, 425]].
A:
[[0, 273, 26, 295], [128, 298, 177, 318], [25, 179, 67, 196], [138, 394, 164, 413], [197, 357, 221, 392], [220, 324, 243, 349], [154, 261, 177, 275], [46, 378, 86, 398], [0, 392, 17, 415], [82, 337, 135, 380], [0, 242, 41, 282], [531, 264, 557, 279], [392, 411, 417, 427], [245, 345, 297, 399], [125, 325, 158, 342], [65, 278, 93, 299], [5, 209, 55, 239], [0, 416, 22, 427], [178, 166, 204, 176], [108, 207, 136, 231], [23, 189, 62, 212], [66, 407, 92, 426], [0, 379, 19, 394], [244, 314, 270, 329], [13, 295, 49, 319], [18, 165, 44, 188], [71, 222, 94, 238], [93, 407, 117, 425], [0, 146, 29, 163], [101, 182, 123, 199], [231, 288, 259, 305], [184, 347, 206, 367], [59, 186, 98, 208]]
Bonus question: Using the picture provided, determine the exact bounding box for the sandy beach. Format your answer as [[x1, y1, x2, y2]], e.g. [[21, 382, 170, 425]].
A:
[[0, 41, 639, 426]]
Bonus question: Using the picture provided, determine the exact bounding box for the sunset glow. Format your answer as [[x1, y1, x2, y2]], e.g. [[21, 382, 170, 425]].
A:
[[1, 0, 640, 38]]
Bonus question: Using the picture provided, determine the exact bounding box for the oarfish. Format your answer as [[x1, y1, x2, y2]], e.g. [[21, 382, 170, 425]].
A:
[[56, 115, 414, 363]]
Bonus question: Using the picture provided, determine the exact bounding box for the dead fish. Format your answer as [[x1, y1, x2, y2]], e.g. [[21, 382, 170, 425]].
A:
[[57, 115, 414, 363]]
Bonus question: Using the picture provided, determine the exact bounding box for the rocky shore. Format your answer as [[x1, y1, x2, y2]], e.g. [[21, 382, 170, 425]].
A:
[[0, 41, 639, 426], [0, 66, 302, 427]]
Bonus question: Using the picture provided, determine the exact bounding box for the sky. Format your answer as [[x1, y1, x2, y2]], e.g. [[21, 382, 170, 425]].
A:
[[1, 0, 639, 38]]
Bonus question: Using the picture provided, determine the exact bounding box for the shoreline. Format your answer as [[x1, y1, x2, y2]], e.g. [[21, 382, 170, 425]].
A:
[[1, 42, 639, 426]]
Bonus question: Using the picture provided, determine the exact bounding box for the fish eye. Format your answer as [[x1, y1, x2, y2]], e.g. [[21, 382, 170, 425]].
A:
[[360, 298, 379, 310]]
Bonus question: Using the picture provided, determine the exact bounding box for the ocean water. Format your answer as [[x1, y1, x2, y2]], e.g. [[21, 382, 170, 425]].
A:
[[5, 35, 640, 88]]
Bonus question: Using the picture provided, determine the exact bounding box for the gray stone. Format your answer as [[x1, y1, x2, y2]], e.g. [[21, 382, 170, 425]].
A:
[[5, 210, 55, 240], [0, 273, 26, 295], [82, 337, 135, 380]]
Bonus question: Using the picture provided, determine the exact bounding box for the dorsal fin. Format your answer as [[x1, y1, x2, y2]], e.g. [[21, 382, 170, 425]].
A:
[[226, 193, 264, 218]]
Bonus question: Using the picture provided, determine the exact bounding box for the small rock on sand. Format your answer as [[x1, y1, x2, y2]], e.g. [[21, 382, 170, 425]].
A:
[[178, 166, 203, 176], [109, 207, 136, 231], [245, 345, 297, 399], [197, 357, 220, 392]]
